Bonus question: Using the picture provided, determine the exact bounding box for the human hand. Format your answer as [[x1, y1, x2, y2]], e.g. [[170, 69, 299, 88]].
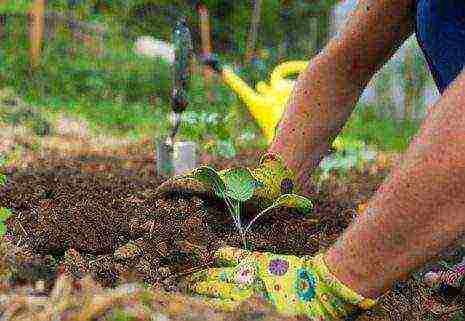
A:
[[186, 246, 376, 320], [154, 153, 297, 212]]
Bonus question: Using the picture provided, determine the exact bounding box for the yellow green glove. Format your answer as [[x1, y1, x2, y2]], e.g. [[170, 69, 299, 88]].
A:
[[186, 247, 377, 320], [154, 153, 297, 211]]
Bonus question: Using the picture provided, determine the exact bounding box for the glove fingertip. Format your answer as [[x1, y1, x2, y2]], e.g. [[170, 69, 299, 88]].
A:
[[215, 246, 251, 265]]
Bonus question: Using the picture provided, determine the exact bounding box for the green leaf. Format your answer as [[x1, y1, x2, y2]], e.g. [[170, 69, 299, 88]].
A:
[[222, 168, 261, 202], [0, 208, 10, 237], [263, 194, 313, 215], [245, 194, 313, 233], [0, 208, 11, 222], [191, 166, 226, 199]]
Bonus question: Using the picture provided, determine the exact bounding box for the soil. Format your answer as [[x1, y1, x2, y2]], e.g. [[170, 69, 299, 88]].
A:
[[0, 146, 464, 320]]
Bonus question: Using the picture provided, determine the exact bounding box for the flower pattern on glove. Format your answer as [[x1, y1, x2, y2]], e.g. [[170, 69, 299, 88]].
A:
[[268, 258, 289, 276], [186, 247, 376, 319], [236, 263, 257, 285], [295, 268, 317, 302]]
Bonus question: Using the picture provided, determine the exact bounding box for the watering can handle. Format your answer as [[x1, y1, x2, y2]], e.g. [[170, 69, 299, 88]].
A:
[[270, 61, 309, 85]]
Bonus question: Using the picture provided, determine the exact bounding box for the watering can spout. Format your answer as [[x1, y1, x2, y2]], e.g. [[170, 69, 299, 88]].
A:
[[222, 67, 268, 114], [221, 61, 309, 143]]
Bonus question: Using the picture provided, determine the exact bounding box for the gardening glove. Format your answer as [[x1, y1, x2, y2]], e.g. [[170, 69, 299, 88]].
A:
[[186, 246, 377, 320], [154, 152, 297, 211]]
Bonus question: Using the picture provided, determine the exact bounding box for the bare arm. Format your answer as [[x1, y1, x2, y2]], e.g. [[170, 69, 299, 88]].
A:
[[270, 0, 417, 191], [326, 65, 465, 298]]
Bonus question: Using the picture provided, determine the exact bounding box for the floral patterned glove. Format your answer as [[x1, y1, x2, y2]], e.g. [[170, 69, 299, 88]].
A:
[[186, 247, 377, 320], [154, 153, 297, 211]]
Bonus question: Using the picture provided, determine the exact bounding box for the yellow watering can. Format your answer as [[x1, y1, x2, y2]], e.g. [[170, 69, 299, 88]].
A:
[[220, 60, 309, 143], [202, 56, 365, 154]]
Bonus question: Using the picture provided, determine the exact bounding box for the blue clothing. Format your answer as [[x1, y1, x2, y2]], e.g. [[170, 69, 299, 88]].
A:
[[416, 0, 465, 93]]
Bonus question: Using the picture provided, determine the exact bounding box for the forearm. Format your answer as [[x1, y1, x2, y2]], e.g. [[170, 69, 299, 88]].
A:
[[270, 0, 416, 191], [269, 50, 366, 191], [326, 68, 465, 299]]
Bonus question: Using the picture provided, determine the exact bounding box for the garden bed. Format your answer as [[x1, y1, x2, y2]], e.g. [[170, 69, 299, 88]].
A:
[[0, 147, 463, 320]]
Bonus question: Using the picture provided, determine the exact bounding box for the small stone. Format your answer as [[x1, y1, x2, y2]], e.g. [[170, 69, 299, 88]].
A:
[[114, 241, 143, 261], [191, 196, 204, 207], [35, 279, 45, 292], [155, 242, 169, 257], [151, 313, 170, 321], [158, 266, 171, 278]]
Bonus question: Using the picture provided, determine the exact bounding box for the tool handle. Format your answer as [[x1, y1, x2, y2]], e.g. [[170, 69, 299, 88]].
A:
[[171, 17, 193, 113]]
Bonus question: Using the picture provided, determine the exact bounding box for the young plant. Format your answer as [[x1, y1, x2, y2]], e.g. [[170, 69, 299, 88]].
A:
[[0, 172, 5, 186], [184, 166, 313, 249], [0, 208, 11, 236], [0, 167, 10, 236]]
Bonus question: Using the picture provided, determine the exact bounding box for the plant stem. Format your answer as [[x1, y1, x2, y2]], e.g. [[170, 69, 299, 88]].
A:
[[220, 192, 248, 249], [245, 207, 272, 234], [234, 201, 248, 249], [223, 196, 238, 225]]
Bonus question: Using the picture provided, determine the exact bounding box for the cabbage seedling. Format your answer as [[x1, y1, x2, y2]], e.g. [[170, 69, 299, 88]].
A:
[[183, 166, 313, 249]]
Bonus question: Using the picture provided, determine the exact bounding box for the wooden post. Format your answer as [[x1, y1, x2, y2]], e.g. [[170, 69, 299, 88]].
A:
[[198, 4, 214, 101], [245, 0, 263, 63], [0, 14, 5, 40], [277, 3, 289, 62], [0, 0, 7, 39], [199, 4, 212, 60], [29, 0, 45, 70]]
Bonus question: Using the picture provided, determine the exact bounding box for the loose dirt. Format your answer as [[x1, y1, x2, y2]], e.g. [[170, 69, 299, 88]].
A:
[[0, 146, 463, 320]]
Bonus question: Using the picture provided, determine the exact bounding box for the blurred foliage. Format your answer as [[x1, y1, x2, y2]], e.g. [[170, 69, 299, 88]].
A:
[[0, 0, 426, 160], [0, 0, 32, 14], [0, 87, 52, 137], [1, 15, 169, 106], [342, 103, 420, 152], [0, 208, 11, 236], [0, 159, 5, 186], [44, 0, 332, 56], [0, 12, 266, 156]]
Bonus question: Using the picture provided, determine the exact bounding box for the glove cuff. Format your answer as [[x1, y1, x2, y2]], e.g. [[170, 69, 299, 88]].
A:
[[312, 253, 377, 310]]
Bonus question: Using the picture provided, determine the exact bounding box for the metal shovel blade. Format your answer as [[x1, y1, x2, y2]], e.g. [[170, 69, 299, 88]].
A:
[[156, 140, 197, 177]]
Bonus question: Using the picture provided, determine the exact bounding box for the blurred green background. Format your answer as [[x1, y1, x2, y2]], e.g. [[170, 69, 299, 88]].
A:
[[0, 0, 435, 160]]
